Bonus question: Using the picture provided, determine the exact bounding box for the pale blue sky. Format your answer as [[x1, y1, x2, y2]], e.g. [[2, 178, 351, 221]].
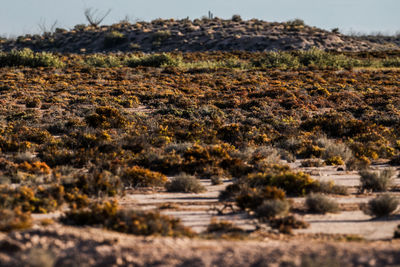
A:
[[1, 0, 399, 36]]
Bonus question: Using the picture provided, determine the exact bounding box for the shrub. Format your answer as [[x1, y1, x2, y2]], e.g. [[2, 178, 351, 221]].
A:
[[269, 215, 309, 234], [297, 48, 359, 69], [121, 166, 167, 188], [255, 199, 290, 219], [62, 200, 193, 236], [251, 52, 299, 69], [103, 31, 127, 48], [165, 173, 206, 193], [316, 137, 353, 163], [206, 219, 244, 234], [268, 172, 319, 196], [231, 15, 242, 22], [325, 156, 344, 166], [85, 106, 128, 128], [301, 159, 325, 167], [382, 57, 400, 67], [84, 54, 122, 67], [306, 193, 339, 214], [236, 185, 286, 210], [71, 170, 122, 197], [317, 181, 348, 195], [0, 48, 64, 68], [366, 194, 399, 218], [126, 54, 178, 68], [152, 30, 171, 46], [286, 18, 305, 27], [0, 207, 32, 232], [359, 169, 395, 193], [25, 97, 41, 108]]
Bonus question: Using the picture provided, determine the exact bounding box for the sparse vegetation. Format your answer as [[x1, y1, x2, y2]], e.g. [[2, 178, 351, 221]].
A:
[[166, 173, 206, 193], [104, 31, 127, 48], [126, 53, 179, 67], [366, 194, 399, 218], [61, 200, 193, 236], [269, 215, 309, 234], [359, 169, 395, 193], [0, 48, 64, 68], [0, 208, 32, 232], [255, 199, 290, 219], [306, 193, 339, 214]]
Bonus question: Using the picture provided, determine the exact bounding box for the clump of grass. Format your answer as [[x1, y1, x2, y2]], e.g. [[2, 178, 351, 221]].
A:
[[365, 194, 399, 218], [166, 173, 206, 193], [306, 193, 339, 214], [0, 48, 64, 68], [359, 168, 395, 193], [126, 53, 179, 68]]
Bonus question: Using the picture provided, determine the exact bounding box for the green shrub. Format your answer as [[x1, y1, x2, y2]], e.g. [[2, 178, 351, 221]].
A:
[[84, 54, 122, 67], [165, 173, 206, 193], [255, 199, 290, 219], [306, 193, 339, 214], [252, 52, 299, 69], [359, 169, 395, 193], [0, 48, 64, 68], [152, 30, 172, 46], [366, 194, 399, 218], [121, 166, 167, 188], [103, 31, 127, 48], [126, 53, 179, 68], [297, 48, 358, 69], [382, 57, 400, 67]]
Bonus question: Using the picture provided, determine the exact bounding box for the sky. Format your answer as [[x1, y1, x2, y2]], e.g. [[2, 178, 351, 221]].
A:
[[0, 0, 399, 37]]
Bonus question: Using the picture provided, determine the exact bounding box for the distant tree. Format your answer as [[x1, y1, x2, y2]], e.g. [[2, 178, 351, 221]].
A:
[[84, 8, 111, 27]]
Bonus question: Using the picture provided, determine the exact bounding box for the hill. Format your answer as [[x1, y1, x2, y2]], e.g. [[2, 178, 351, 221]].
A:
[[0, 18, 398, 53]]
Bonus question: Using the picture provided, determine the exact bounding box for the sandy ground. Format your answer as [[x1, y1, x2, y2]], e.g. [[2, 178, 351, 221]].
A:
[[119, 163, 400, 240], [3, 162, 400, 266]]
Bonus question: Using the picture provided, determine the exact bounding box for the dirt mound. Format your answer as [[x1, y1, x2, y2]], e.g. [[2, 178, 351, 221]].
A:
[[0, 18, 398, 53], [1, 226, 400, 266]]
